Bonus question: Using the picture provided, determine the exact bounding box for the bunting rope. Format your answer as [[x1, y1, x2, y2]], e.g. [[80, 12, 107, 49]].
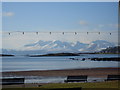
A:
[[1, 31, 118, 35]]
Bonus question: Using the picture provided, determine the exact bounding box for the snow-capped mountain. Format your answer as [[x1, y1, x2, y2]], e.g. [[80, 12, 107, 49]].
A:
[[2, 40, 115, 55], [82, 40, 115, 52], [23, 40, 76, 52]]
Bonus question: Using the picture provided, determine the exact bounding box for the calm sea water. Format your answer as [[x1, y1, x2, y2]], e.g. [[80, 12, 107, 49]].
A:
[[2, 54, 119, 72]]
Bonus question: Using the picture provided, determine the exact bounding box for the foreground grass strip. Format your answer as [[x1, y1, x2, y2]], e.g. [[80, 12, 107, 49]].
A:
[[40, 81, 119, 89], [2, 81, 119, 90]]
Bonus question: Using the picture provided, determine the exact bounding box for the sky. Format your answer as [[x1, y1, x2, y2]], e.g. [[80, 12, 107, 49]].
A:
[[2, 2, 118, 31], [2, 2, 119, 49]]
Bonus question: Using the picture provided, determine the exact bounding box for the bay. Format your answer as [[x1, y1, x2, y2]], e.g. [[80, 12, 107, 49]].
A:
[[2, 54, 119, 72]]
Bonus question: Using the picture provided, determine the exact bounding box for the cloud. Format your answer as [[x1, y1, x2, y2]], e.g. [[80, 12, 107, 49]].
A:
[[108, 24, 119, 28], [97, 24, 119, 29], [3, 12, 14, 17], [98, 24, 104, 28], [79, 20, 88, 26]]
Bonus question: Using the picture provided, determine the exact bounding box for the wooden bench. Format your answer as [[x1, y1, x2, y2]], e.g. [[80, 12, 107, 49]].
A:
[[2, 77, 25, 85], [64, 75, 87, 83], [106, 75, 120, 81]]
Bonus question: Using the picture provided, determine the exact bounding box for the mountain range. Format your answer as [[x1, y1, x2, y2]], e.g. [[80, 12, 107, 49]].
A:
[[99, 46, 120, 54], [2, 40, 115, 55]]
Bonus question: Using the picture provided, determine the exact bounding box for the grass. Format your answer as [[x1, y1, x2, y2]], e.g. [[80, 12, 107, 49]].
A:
[[40, 81, 119, 89], [2, 81, 120, 90]]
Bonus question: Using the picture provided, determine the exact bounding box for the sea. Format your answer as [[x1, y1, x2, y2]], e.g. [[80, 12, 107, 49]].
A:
[[1, 54, 119, 83], [2, 54, 119, 72]]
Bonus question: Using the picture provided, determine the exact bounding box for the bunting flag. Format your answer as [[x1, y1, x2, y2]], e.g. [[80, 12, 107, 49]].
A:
[[1, 31, 117, 35]]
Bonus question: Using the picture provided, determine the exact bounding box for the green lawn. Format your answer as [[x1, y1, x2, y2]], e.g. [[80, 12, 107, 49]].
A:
[[2, 81, 119, 90], [40, 81, 119, 89]]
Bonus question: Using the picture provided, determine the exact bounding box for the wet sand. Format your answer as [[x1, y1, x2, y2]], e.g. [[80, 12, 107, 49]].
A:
[[2, 67, 120, 78]]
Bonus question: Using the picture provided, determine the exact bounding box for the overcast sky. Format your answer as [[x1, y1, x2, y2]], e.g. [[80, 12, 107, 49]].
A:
[[2, 2, 119, 49]]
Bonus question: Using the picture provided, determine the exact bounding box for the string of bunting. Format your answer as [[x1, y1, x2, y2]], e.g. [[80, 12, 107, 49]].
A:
[[1, 31, 117, 35]]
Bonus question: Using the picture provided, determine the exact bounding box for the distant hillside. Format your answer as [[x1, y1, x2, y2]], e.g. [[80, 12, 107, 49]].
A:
[[28, 53, 80, 57], [99, 46, 120, 54], [0, 54, 14, 56]]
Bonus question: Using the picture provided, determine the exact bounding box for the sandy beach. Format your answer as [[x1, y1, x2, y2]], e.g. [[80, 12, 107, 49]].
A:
[[2, 67, 119, 88], [2, 67, 120, 78]]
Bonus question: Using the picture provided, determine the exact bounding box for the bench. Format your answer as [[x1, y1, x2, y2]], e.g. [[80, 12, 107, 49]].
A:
[[64, 75, 87, 83], [106, 75, 120, 81], [2, 77, 25, 85]]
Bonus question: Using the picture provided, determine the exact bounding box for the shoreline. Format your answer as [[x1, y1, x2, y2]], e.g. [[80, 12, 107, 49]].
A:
[[2, 67, 119, 77]]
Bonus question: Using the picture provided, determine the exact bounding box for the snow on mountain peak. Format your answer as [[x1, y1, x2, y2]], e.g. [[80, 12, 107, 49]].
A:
[[23, 40, 115, 52], [2, 40, 115, 54]]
